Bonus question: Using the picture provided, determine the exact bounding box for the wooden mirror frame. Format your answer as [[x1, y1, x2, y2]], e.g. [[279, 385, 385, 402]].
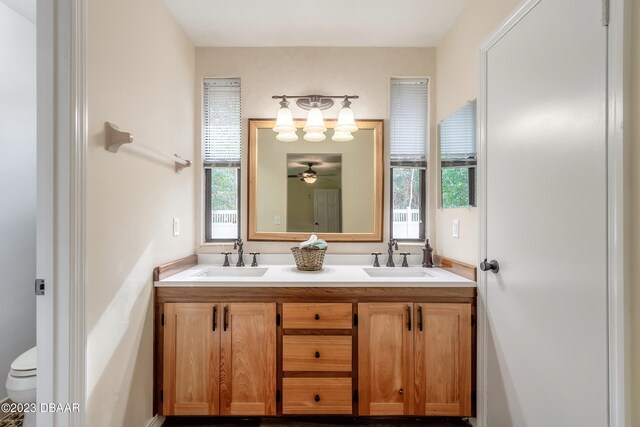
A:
[[248, 118, 384, 242]]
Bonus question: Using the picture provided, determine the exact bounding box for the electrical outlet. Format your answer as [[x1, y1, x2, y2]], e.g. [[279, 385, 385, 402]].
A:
[[275, 215, 281, 225], [452, 219, 460, 239], [173, 217, 180, 236]]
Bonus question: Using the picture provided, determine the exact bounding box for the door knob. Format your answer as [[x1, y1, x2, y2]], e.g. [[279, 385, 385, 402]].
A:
[[480, 259, 500, 273]]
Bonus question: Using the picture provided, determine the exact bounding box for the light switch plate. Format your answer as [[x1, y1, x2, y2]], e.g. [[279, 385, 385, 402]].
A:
[[275, 215, 281, 225], [452, 219, 460, 239], [173, 217, 180, 236]]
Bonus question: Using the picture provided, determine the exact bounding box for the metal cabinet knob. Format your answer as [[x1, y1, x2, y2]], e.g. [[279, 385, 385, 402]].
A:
[[314, 351, 320, 359], [314, 394, 320, 402], [314, 313, 320, 320]]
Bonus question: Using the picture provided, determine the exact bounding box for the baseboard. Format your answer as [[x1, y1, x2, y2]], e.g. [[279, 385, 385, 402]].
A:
[[146, 414, 166, 427]]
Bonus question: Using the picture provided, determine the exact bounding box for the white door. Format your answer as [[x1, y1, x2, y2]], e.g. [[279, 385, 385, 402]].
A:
[[313, 189, 341, 233], [482, 0, 608, 426]]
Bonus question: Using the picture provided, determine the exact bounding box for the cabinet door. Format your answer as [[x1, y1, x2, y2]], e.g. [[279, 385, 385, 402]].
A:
[[358, 303, 413, 415], [414, 303, 472, 416], [220, 303, 276, 415], [163, 303, 219, 415]]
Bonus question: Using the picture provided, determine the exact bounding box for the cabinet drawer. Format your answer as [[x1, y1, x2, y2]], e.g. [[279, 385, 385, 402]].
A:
[[282, 303, 352, 329], [282, 378, 352, 415], [283, 336, 352, 372]]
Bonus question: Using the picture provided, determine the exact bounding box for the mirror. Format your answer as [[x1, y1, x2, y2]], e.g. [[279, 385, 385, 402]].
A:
[[249, 119, 383, 241], [439, 99, 477, 208]]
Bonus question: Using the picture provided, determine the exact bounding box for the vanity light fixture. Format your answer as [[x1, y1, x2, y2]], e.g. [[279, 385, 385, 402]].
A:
[[272, 94, 359, 142], [335, 98, 358, 133], [332, 130, 354, 142], [303, 107, 327, 142], [273, 97, 298, 141]]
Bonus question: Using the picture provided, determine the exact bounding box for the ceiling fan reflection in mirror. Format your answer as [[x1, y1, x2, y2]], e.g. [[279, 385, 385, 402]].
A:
[[287, 162, 318, 184], [287, 162, 338, 184]]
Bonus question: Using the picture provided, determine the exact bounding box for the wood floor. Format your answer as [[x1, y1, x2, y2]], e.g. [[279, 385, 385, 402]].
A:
[[162, 417, 472, 427]]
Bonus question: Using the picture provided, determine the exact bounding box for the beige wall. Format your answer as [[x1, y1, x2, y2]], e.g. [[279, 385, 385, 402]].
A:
[[631, 0, 639, 425], [86, 0, 195, 425], [195, 47, 437, 253], [435, 0, 521, 264]]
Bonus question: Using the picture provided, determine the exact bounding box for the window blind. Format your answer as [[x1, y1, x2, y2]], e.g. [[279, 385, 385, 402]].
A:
[[203, 78, 241, 166], [390, 78, 428, 166], [439, 99, 477, 163]]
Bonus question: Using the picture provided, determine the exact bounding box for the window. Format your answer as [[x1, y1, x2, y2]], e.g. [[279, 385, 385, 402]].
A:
[[390, 78, 428, 240], [203, 78, 241, 241], [439, 99, 477, 208]]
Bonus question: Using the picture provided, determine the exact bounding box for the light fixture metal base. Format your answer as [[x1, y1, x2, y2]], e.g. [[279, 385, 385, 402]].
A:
[[272, 94, 358, 111], [296, 96, 334, 111]]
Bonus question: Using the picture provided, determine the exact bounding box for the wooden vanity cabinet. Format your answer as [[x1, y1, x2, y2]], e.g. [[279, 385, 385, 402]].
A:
[[358, 302, 472, 417], [281, 303, 354, 415], [162, 302, 276, 416], [162, 303, 219, 415], [358, 302, 414, 415], [155, 285, 476, 419], [415, 303, 472, 416], [221, 303, 277, 415]]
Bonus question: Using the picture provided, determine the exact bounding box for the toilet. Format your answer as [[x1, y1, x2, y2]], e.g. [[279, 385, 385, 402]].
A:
[[6, 346, 36, 427]]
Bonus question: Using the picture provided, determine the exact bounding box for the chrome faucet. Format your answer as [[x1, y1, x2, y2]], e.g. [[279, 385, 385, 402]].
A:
[[233, 238, 245, 267], [386, 239, 399, 267]]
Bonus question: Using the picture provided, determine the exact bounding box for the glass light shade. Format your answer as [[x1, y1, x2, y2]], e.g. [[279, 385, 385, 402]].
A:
[[304, 130, 326, 142], [303, 108, 326, 133], [335, 105, 358, 133], [273, 106, 296, 133], [303, 175, 317, 184], [332, 130, 354, 142], [276, 131, 298, 142]]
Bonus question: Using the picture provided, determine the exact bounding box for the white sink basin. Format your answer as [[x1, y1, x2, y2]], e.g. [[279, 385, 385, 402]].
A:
[[363, 267, 434, 278], [197, 267, 268, 278]]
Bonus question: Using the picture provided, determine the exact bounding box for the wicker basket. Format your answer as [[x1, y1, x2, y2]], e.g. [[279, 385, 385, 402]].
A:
[[291, 247, 327, 271]]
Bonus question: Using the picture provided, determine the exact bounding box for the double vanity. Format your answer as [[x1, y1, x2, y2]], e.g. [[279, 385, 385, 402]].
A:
[[153, 254, 477, 419], [152, 117, 477, 420]]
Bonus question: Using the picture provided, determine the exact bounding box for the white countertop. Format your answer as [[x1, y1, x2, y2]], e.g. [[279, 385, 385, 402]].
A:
[[156, 264, 475, 288]]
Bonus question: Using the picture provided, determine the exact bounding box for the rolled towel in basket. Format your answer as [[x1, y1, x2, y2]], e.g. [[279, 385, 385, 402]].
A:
[[299, 234, 318, 249], [311, 239, 327, 249]]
